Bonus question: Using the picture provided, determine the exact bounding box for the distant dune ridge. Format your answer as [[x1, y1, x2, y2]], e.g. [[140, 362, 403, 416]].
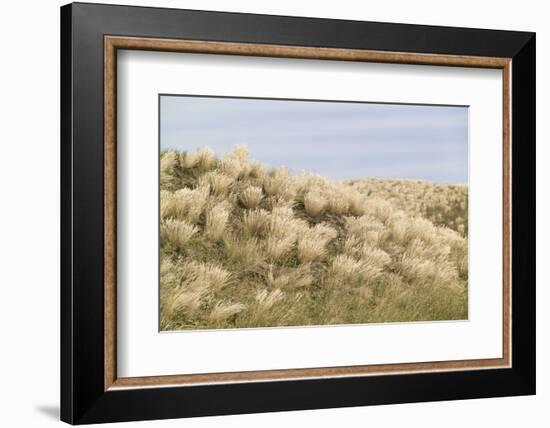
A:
[[160, 145, 468, 331]]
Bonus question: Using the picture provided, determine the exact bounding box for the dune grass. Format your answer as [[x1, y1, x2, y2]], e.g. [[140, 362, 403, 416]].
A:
[[160, 145, 468, 331]]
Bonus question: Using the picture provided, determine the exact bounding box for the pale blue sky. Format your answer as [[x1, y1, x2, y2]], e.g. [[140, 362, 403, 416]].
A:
[[160, 95, 468, 183]]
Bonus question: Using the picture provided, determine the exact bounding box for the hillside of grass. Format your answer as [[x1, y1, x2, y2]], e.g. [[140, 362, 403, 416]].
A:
[[160, 146, 468, 331]]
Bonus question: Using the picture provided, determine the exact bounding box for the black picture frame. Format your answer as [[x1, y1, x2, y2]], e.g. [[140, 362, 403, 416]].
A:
[[61, 2, 535, 424]]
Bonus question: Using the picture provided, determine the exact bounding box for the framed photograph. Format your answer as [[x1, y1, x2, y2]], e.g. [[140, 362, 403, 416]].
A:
[[60, 2, 536, 424]]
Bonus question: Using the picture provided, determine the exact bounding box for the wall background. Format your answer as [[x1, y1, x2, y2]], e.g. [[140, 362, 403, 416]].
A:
[[0, 0, 545, 426]]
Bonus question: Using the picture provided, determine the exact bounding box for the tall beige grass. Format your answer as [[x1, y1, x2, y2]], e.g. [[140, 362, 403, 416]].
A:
[[205, 203, 230, 241], [199, 171, 233, 196], [160, 218, 198, 248], [304, 191, 326, 216], [239, 186, 263, 208], [160, 145, 468, 330], [296, 223, 337, 263], [209, 302, 247, 323]]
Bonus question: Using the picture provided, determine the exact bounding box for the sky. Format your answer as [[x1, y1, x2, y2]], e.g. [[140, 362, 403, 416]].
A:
[[160, 95, 468, 183]]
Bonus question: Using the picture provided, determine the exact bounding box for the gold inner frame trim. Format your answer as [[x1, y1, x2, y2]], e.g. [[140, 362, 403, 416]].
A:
[[104, 35, 512, 391]]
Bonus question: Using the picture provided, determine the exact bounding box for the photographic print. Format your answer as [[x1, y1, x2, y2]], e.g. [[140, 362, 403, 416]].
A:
[[159, 95, 468, 331], [62, 7, 534, 421]]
